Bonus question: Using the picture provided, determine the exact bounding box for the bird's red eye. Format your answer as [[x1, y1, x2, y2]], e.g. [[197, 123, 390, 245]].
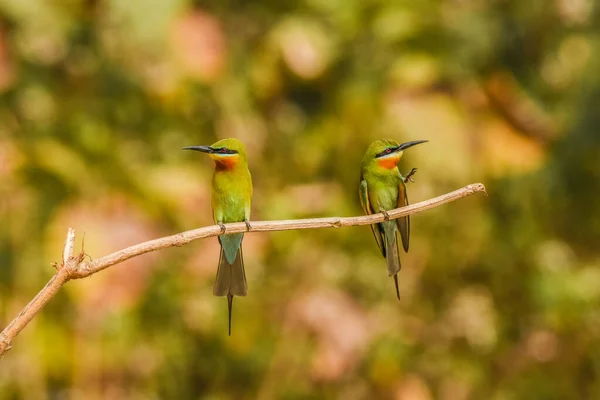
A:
[[385, 148, 391, 153], [220, 148, 227, 153]]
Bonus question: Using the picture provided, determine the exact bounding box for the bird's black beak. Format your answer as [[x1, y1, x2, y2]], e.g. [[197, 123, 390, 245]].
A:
[[182, 145, 214, 154], [394, 140, 428, 152]]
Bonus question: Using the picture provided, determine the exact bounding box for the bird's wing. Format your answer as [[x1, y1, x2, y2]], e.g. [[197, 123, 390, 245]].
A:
[[360, 178, 386, 257], [396, 180, 410, 252]]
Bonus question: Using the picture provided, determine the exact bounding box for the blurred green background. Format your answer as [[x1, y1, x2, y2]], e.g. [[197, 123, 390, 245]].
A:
[[1, 0, 599, 399]]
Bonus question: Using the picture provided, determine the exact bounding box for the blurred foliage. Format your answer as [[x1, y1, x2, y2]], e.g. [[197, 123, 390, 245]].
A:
[[1, 0, 599, 399]]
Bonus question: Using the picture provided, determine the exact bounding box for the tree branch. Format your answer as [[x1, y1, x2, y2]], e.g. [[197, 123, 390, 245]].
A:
[[0, 183, 486, 357], [63, 227, 76, 265]]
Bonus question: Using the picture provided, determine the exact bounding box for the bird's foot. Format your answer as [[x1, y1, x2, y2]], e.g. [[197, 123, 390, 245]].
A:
[[244, 220, 252, 231], [381, 210, 391, 221], [218, 222, 227, 234], [404, 168, 418, 183]]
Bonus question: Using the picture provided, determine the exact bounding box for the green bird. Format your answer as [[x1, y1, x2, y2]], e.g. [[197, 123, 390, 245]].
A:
[[359, 139, 427, 300], [183, 138, 253, 335]]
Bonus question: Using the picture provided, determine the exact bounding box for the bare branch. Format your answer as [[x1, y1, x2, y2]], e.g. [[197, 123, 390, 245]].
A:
[[0, 183, 486, 357], [63, 227, 75, 266], [0, 270, 70, 356]]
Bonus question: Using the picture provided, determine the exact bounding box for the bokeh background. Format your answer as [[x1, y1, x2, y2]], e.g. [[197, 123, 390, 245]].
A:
[[1, 0, 599, 399]]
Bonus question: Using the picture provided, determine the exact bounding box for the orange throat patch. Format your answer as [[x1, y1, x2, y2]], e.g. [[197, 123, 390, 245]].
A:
[[214, 156, 239, 171], [377, 155, 400, 170]]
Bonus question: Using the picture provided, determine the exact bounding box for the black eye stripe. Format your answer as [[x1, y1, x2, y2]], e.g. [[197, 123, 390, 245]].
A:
[[375, 147, 396, 158], [212, 147, 238, 155]]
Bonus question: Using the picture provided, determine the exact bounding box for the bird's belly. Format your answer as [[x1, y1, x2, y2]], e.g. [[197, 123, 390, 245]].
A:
[[370, 186, 398, 212], [212, 192, 247, 223]]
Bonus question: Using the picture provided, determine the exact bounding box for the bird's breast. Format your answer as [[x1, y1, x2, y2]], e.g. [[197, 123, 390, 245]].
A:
[[363, 172, 401, 212], [211, 168, 252, 223]]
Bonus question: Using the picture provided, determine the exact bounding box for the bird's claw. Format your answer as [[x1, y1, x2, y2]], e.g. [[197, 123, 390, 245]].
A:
[[244, 220, 252, 231], [381, 210, 391, 221], [218, 223, 227, 234], [405, 168, 418, 183]]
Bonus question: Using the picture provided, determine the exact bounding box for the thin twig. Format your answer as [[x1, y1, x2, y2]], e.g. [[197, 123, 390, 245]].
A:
[[0, 183, 486, 357]]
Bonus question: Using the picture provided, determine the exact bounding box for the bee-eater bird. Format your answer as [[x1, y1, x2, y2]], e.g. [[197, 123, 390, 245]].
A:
[[183, 138, 253, 335], [359, 139, 427, 300]]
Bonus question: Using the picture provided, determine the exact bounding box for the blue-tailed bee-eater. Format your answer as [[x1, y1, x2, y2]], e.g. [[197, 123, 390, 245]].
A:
[[183, 138, 252, 335], [359, 139, 427, 299]]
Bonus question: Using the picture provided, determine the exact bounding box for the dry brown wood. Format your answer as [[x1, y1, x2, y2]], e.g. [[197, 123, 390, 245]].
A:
[[0, 182, 486, 357]]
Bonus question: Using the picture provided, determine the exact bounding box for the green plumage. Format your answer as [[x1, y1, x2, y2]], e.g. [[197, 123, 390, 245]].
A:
[[184, 138, 252, 335], [211, 144, 252, 303], [359, 139, 426, 300]]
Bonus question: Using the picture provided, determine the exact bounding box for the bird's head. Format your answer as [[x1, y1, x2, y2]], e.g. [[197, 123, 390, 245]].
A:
[[183, 138, 247, 170], [362, 139, 428, 170]]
